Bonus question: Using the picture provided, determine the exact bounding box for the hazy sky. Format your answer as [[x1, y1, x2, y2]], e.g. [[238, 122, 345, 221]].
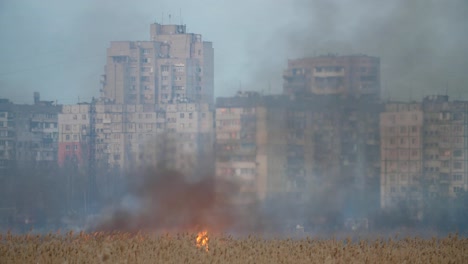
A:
[[0, 0, 467, 104]]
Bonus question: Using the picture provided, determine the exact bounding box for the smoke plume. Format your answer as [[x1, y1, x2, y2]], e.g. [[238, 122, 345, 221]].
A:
[[91, 164, 244, 234]]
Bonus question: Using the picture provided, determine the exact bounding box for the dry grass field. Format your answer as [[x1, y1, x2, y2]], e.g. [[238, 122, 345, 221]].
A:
[[1, 231, 467, 264]]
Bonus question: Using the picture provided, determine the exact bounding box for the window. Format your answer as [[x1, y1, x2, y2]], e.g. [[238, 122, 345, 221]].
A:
[[180, 113, 185, 118], [74, 145, 78, 150], [454, 186, 463, 193], [452, 174, 462, 181], [400, 126, 407, 133], [66, 135, 70, 141], [189, 113, 193, 119], [82, 114, 86, 120], [161, 65, 169, 72], [73, 135, 78, 140], [66, 145, 70, 151], [411, 126, 418, 133], [453, 149, 462, 157], [454, 162, 462, 169]]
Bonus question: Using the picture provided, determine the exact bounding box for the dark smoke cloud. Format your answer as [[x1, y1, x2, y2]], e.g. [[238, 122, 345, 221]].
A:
[[90, 164, 251, 234], [245, 0, 468, 100]]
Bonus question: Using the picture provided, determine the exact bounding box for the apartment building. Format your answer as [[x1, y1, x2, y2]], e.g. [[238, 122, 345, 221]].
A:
[[283, 54, 380, 98], [143, 102, 214, 178], [58, 99, 214, 179], [58, 104, 92, 168], [0, 96, 61, 210], [0, 95, 62, 171], [421, 96, 468, 198], [380, 95, 468, 210], [101, 23, 214, 107], [0, 99, 15, 179], [380, 102, 423, 209], [216, 92, 382, 212], [215, 92, 262, 204]]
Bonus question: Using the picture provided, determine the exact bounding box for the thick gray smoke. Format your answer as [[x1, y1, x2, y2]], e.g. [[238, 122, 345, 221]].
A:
[[245, 0, 468, 100], [91, 165, 237, 234]]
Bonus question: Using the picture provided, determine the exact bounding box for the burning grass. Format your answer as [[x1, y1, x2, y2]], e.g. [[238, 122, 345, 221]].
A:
[[0, 231, 467, 263]]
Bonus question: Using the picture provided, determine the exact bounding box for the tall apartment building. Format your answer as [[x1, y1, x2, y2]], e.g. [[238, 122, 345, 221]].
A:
[[422, 96, 468, 198], [380, 102, 424, 210], [58, 104, 92, 168], [0, 95, 61, 210], [0, 99, 15, 180], [0, 95, 61, 171], [142, 102, 214, 178], [215, 92, 382, 213], [215, 92, 264, 204], [101, 23, 214, 107], [283, 54, 380, 98], [380, 95, 468, 210], [58, 100, 214, 178]]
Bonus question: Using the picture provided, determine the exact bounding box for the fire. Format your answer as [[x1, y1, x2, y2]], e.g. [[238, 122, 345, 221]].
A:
[[196, 230, 209, 251]]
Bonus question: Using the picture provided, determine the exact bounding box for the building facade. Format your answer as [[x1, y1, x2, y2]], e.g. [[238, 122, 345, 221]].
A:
[[101, 23, 214, 108], [58, 100, 214, 178], [283, 54, 380, 98], [215, 92, 382, 213], [380, 95, 468, 211]]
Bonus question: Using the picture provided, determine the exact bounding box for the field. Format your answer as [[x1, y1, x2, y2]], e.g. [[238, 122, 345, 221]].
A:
[[1, 231, 467, 263]]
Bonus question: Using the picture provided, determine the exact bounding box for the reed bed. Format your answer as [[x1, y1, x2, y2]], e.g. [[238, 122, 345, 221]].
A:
[[1, 231, 467, 263]]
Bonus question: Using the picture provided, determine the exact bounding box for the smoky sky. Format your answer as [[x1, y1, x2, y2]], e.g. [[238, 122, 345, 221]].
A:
[[0, 0, 467, 104]]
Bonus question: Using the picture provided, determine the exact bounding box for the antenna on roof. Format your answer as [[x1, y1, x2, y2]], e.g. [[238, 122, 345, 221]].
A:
[[445, 80, 449, 96], [169, 13, 172, 24], [179, 8, 183, 25], [162, 12, 164, 24]]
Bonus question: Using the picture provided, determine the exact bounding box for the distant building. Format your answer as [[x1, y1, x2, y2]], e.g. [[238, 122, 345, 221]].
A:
[[58, 100, 214, 179], [380, 95, 468, 212], [215, 91, 263, 204], [380, 101, 424, 210], [101, 23, 214, 107], [0, 95, 61, 209], [0, 99, 15, 179], [58, 104, 91, 168], [0, 94, 61, 171], [283, 54, 380, 98], [215, 91, 382, 211]]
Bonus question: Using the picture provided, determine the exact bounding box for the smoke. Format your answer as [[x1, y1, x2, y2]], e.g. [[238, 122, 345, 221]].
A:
[[244, 0, 468, 100], [90, 164, 242, 234]]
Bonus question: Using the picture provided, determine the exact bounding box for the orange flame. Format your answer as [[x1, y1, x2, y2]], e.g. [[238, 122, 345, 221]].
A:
[[196, 231, 209, 251]]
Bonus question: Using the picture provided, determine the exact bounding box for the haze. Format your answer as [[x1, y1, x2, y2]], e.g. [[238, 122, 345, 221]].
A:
[[0, 0, 467, 103]]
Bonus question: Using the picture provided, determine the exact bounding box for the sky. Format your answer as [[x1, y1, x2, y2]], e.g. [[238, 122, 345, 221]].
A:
[[0, 0, 467, 104]]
